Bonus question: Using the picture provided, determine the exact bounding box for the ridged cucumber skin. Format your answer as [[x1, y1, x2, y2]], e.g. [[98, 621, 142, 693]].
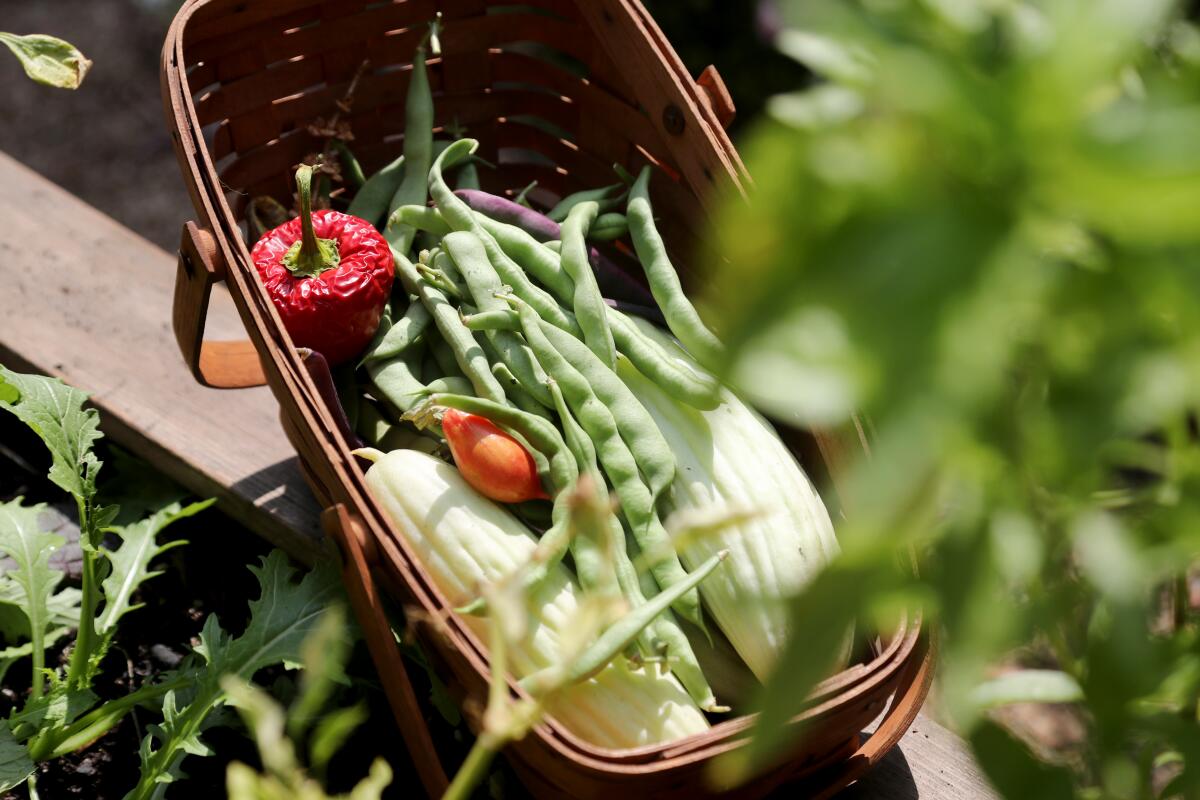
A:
[[621, 319, 840, 681], [364, 448, 709, 748]]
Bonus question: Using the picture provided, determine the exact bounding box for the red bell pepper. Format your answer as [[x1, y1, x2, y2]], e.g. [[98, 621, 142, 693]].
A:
[[250, 164, 393, 366]]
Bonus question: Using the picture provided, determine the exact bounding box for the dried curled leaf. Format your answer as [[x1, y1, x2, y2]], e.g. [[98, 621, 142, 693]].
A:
[[0, 32, 91, 90]]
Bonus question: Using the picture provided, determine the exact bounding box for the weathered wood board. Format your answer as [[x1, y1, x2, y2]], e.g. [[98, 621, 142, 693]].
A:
[[0, 152, 996, 799], [0, 152, 324, 562]]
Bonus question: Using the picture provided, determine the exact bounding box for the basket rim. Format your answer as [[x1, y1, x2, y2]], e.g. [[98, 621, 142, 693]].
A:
[[160, 0, 931, 777]]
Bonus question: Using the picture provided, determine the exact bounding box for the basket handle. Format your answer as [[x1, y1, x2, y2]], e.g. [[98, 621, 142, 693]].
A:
[[173, 221, 267, 389], [323, 503, 451, 798], [696, 65, 735, 129]]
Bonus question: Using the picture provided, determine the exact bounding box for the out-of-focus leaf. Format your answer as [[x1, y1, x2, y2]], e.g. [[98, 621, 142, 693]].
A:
[[708, 561, 872, 786], [289, 605, 353, 741], [129, 552, 342, 800], [971, 720, 1076, 799], [1071, 510, 1143, 601], [969, 669, 1084, 711], [774, 30, 873, 84], [308, 703, 368, 774], [767, 86, 864, 130], [0, 32, 90, 89]]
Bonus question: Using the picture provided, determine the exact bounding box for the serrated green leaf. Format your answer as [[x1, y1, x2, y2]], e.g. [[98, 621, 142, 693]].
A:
[[0, 32, 90, 89], [127, 551, 341, 800], [97, 499, 212, 636], [0, 724, 33, 792], [10, 684, 99, 742], [0, 367, 103, 519], [0, 498, 70, 698]]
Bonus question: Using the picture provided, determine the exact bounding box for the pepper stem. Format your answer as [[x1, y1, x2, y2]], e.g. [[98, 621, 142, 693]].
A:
[[282, 163, 341, 278]]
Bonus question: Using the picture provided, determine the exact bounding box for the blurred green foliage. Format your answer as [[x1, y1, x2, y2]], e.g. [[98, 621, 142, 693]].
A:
[[707, 1, 1200, 797]]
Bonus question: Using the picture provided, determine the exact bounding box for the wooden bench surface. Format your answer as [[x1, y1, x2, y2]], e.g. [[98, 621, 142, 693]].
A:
[[0, 152, 995, 799]]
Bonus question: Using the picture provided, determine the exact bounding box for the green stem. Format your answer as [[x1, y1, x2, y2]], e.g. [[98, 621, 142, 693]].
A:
[[442, 736, 500, 800], [66, 497, 98, 691], [296, 164, 320, 262], [283, 165, 341, 278], [28, 674, 188, 761]]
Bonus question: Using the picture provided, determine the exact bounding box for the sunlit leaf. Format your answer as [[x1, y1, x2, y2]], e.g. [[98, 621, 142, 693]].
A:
[[969, 669, 1084, 711], [0, 32, 90, 90]]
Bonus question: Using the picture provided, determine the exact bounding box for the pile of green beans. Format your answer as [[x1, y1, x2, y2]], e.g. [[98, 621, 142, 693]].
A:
[[320, 37, 731, 710]]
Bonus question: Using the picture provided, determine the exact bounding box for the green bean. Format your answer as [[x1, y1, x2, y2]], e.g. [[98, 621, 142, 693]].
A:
[[490, 362, 550, 420], [416, 263, 464, 300], [441, 230, 554, 408], [547, 380, 619, 600], [626, 532, 724, 710], [589, 212, 628, 241], [429, 139, 580, 337], [392, 204, 452, 237], [537, 320, 676, 502], [547, 182, 624, 223], [432, 248, 466, 288], [349, 154, 405, 227], [508, 297, 702, 628], [402, 203, 579, 305], [357, 399, 393, 447], [462, 308, 521, 332], [559, 200, 616, 366], [385, 32, 436, 254], [473, 213, 574, 301], [429, 334, 469, 383], [455, 157, 481, 191], [520, 549, 728, 698], [514, 179, 538, 207], [332, 140, 366, 189], [424, 376, 473, 395], [628, 166, 725, 369], [543, 240, 561, 254], [606, 309, 720, 410], [367, 346, 429, 416], [361, 297, 431, 364], [333, 361, 360, 432], [394, 249, 507, 403]]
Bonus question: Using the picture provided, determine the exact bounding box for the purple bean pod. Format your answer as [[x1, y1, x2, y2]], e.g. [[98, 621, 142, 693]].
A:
[[454, 189, 560, 241], [298, 348, 364, 450], [604, 297, 667, 327]]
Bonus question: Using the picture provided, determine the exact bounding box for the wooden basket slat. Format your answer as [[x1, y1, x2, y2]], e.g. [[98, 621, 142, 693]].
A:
[[187, 0, 330, 44], [209, 46, 666, 179]]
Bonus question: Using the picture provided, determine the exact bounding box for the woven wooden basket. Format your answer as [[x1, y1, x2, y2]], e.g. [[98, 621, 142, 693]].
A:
[[160, 1, 932, 796]]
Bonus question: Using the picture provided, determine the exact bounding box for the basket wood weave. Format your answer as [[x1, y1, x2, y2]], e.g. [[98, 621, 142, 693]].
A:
[[161, 1, 933, 797]]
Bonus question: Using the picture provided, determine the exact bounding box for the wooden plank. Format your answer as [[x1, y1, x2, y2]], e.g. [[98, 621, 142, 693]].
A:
[[0, 152, 324, 563], [0, 151, 995, 798], [844, 714, 999, 799]]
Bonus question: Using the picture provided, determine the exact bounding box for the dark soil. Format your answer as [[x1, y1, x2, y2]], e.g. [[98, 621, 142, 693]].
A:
[[0, 413, 466, 799]]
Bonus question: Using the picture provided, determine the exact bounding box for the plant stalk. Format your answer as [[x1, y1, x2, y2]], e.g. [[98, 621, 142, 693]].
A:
[[66, 496, 99, 691], [441, 735, 499, 800]]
